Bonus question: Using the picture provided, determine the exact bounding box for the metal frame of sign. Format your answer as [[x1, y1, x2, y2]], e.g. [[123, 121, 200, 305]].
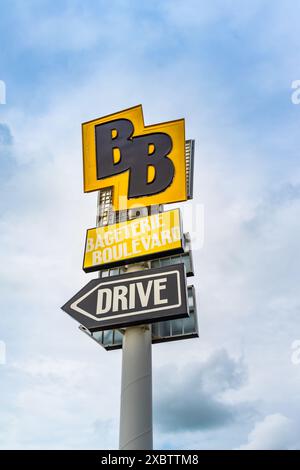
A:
[[185, 139, 195, 200], [150, 233, 194, 277], [96, 233, 194, 278], [79, 285, 198, 351]]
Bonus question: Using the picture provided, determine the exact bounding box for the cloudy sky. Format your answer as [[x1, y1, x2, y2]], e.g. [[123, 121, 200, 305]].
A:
[[0, 0, 300, 450]]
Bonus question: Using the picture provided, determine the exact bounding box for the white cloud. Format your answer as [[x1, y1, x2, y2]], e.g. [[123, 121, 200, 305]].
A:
[[163, 0, 263, 29], [154, 349, 252, 437], [237, 414, 299, 450], [10, 1, 110, 52], [0, 356, 120, 449], [13, 356, 87, 381]]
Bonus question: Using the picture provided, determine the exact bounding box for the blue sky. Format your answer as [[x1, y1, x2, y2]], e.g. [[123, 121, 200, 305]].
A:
[[0, 0, 300, 449]]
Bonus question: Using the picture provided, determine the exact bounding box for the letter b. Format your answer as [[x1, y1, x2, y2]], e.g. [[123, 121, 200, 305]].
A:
[[95, 118, 175, 198]]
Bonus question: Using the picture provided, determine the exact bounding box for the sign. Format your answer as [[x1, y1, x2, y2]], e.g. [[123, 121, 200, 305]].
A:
[[82, 105, 186, 210], [83, 208, 184, 272], [62, 264, 189, 331]]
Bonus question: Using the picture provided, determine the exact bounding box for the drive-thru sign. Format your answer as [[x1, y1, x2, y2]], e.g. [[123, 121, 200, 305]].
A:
[[62, 264, 188, 331]]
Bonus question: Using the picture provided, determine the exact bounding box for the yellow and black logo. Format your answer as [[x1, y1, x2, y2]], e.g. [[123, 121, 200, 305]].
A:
[[82, 105, 187, 210]]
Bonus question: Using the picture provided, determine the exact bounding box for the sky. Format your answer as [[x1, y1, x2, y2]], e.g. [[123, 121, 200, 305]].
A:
[[0, 0, 300, 450]]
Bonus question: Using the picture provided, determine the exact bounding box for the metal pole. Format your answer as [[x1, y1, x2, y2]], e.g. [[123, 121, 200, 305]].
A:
[[119, 263, 153, 450]]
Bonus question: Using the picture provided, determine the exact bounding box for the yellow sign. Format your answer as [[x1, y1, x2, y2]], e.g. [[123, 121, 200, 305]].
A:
[[82, 105, 186, 210], [83, 209, 183, 272]]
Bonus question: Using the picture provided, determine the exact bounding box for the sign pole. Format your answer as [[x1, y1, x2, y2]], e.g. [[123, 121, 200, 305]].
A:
[[119, 263, 153, 451]]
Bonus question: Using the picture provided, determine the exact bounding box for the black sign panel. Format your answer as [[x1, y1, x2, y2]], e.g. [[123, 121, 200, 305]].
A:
[[61, 264, 188, 331]]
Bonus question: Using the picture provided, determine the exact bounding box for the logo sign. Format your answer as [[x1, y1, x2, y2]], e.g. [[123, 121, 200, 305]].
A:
[[82, 105, 186, 210], [62, 264, 188, 331], [83, 209, 183, 272]]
